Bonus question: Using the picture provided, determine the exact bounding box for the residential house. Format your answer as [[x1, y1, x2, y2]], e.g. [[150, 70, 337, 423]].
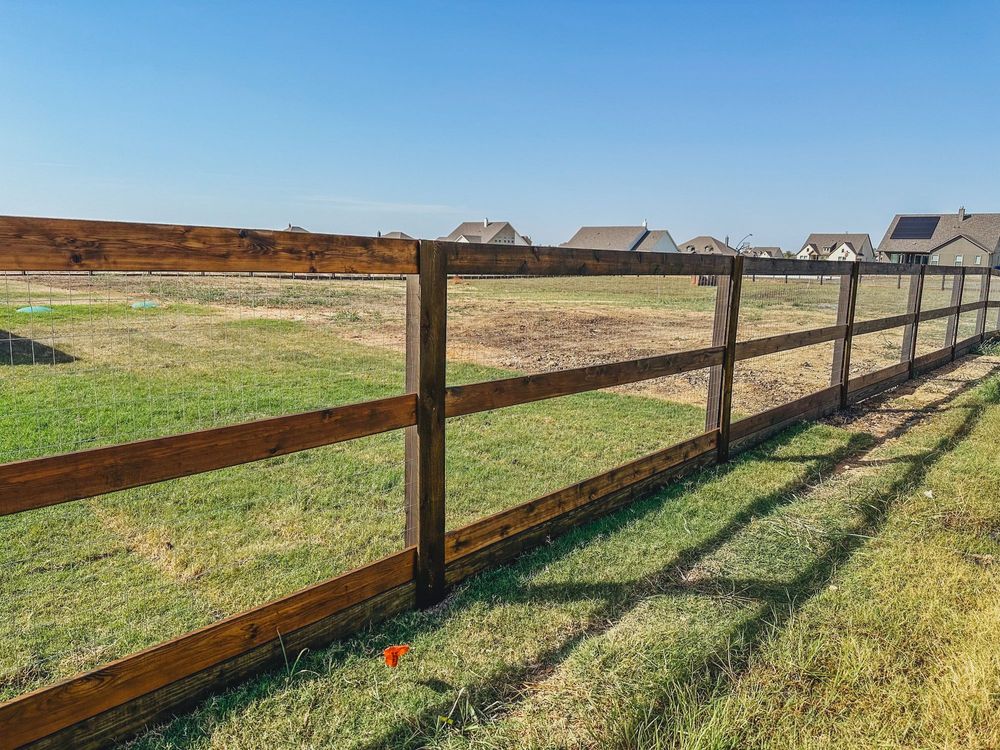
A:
[[743, 246, 784, 259], [560, 224, 679, 253], [438, 220, 530, 246], [676, 236, 738, 256], [796, 233, 874, 262], [378, 231, 414, 240], [876, 208, 1000, 267]]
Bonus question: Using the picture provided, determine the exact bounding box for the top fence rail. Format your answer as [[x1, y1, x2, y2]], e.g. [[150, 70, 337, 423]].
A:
[[0, 216, 989, 277]]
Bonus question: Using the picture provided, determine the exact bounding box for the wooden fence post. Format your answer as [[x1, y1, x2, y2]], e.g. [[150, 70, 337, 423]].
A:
[[706, 256, 743, 462], [976, 270, 991, 342], [946, 267, 966, 360], [831, 261, 861, 409], [902, 266, 926, 378], [404, 239, 447, 607]]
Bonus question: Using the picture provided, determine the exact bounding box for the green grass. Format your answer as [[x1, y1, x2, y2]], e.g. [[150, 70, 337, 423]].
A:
[[111, 368, 1000, 750]]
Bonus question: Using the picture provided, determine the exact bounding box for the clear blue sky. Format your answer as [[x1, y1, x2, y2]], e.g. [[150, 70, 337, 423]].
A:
[[2, 1, 999, 251]]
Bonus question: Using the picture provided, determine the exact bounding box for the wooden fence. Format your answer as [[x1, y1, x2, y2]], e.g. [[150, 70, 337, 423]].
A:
[[1, 215, 998, 749]]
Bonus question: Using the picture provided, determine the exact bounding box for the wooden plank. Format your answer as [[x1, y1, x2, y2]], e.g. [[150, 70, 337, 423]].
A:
[[853, 313, 915, 336], [955, 335, 982, 357], [831, 262, 861, 408], [445, 430, 719, 563], [442, 241, 732, 277], [957, 300, 985, 315], [0, 215, 418, 274], [705, 261, 734, 433], [1, 549, 416, 749], [23, 582, 416, 750], [903, 267, 925, 377], [446, 346, 724, 418], [947, 269, 966, 359], [977, 271, 992, 339], [729, 385, 841, 442], [743, 257, 853, 276], [0, 394, 416, 517], [403, 273, 420, 545], [918, 304, 959, 323], [716, 256, 744, 461], [847, 369, 911, 406], [847, 361, 910, 394], [859, 261, 921, 276], [733, 324, 847, 361], [409, 240, 447, 606], [444, 437, 718, 586], [913, 346, 952, 374]]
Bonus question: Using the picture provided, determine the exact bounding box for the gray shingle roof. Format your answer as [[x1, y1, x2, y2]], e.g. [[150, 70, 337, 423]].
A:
[[676, 236, 738, 256], [877, 211, 1000, 256], [560, 226, 648, 251], [380, 231, 414, 240], [439, 221, 514, 244], [800, 233, 871, 256], [632, 229, 675, 253], [744, 246, 783, 258]]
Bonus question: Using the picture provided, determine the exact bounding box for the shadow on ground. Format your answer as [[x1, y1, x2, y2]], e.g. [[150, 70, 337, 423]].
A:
[[136, 354, 999, 749], [1, 331, 76, 365]]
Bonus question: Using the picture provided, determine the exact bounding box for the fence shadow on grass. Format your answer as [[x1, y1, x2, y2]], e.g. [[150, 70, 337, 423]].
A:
[[136, 363, 995, 750], [1, 331, 76, 366]]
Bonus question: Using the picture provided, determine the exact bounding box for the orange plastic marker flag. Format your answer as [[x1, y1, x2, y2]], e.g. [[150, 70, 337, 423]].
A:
[[384, 645, 410, 667]]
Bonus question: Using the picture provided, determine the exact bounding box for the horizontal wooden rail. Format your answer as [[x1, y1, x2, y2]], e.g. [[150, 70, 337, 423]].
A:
[[858, 261, 921, 276], [0, 216, 418, 274], [0, 394, 416, 516], [958, 300, 986, 314], [956, 335, 984, 356], [733, 324, 846, 362], [445, 431, 718, 563], [729, 385, 841, 442], [0, 549, 416, 749], [853, 313, 915, 336], [442, 241, 733, 276], [847, 361, 910, 394], [445, 346, 723, 418], [743, 257, 852, 276], [913, 346, 953, 373], [918, 304, 960, 323]]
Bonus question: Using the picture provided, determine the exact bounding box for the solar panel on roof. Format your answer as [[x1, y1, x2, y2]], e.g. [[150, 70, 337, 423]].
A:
[[891, 216, 940, 240]]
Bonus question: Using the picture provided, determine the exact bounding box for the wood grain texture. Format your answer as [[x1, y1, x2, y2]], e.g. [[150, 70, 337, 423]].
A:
[[913, 346, 952, 374], [853, 313, 915, 336], [0, 395, 416, 517], [743, 257, 852, 276], [716, 256, 744, 461], [442, 241, 732, 276], [918, 304, 960, 323], [0, 216, 418, 274], [859, 262, 921, 276], [21, 583, 416, 750], [444, 431, 719, 563], [734, 324, 847, 362], [445, 346, 724, 418], [705, 259, 735, 433], [729, 385, 841, 442], [444, 442, 717, 586], [1, 549, 416, 749], [847, 361, 910, 394]]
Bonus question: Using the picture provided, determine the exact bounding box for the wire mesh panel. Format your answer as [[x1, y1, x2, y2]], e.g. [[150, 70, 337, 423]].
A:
[[854, 272, 913, 321], [0, 272, 406, 463], [731, 341, 836, 420], [958, 272, 985, 342], [736, 271, 841, 342], [915, 271, 960, 355], [446, 275, 719, 387], [1, 271, 410, 702], [850, 328, 906, 378]]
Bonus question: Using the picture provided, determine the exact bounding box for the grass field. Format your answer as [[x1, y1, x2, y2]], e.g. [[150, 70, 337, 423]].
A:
[[0, 270, 994, 734]]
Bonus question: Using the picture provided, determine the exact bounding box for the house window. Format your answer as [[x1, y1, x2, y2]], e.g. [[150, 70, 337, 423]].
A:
[[975, 255, 982, 265], [930, 255, 939, 264], [955, 255, 963, 266]]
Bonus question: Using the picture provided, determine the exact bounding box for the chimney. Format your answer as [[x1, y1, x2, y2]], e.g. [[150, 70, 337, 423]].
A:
[[642, 219, 648, 229], [377, 230, 382, 238], [959, 206, 966, 222], [725, 235, 730, 247], [484, 217, 489, 227]]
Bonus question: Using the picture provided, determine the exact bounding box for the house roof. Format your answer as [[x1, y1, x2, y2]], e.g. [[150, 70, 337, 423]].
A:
[[677, 236, 738, 256], [560, 226, 648, 251], [633, 229, 675, 253], [800, 233, 871, 255], [745, 246, 783, 258], [380, 231, 414, 240], [439, 221, 518, 244], [877, 211, 1000, 256]]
